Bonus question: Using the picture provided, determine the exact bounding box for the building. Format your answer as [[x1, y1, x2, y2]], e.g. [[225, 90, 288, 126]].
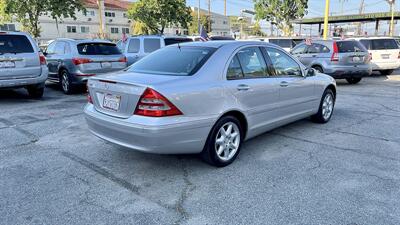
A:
[[190, 7, 230, 36], [2, 0, 131, 43]]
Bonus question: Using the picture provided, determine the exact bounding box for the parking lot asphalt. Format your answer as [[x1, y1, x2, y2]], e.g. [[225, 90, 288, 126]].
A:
[[1, 75, 400, 225]]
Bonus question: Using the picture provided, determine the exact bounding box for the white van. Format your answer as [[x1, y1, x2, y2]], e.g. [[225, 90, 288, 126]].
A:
[[355, 37, 400, 75], [117, 36, 193, 66]]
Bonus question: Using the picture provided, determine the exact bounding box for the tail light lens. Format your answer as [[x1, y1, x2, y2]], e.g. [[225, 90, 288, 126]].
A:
[[39, 53, 47, 65], [331, 41, 339, 62], [134, 88, 182, 117], [118, 56, 127, 63], [398, 51, 400, 59], [86, 83, 93, 104], [369, 53, 373, 61], [72, 58, 93, 65]]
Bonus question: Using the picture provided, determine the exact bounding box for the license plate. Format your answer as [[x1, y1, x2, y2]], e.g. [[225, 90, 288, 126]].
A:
[[381, 54, 390, 59], [352, 56, 361, 62], [0, 61, 15, 68], [101, 62, 112, 68], [103, 94, 121, 111]]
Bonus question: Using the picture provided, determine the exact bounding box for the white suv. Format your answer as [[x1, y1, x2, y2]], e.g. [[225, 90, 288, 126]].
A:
[[0, 31, 48, 98], [355, 37, 400, 75]]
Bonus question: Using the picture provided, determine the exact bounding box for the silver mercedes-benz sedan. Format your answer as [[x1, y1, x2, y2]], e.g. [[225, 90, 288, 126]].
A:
[[84, 41, 336, 167]]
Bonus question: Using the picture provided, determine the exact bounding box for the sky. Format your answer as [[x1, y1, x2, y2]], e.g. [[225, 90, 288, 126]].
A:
[[185, 0, 393, 17]]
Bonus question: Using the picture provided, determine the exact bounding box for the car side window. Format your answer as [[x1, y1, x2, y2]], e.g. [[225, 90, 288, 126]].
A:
[[236, 47, 268, 78], [46, 42, 56, 54], [128, 38, 140, 53], [227, 55, 244, 80], [306, 44, 319, 54], [54, 42, 65, 55], [291, 44, 307, 54], [266, 47, 302, 77], [144, 38, 161, 53]]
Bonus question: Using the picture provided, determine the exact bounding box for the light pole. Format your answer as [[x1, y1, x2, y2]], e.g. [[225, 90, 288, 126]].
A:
[[387, 0, 395, 36], [323, 0, 330, 40]]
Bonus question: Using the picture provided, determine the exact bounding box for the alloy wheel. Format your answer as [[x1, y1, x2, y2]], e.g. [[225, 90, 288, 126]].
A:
[[322, 93, 334, 120], [61, 72, 69, 93], [215, 122, 241, 161]]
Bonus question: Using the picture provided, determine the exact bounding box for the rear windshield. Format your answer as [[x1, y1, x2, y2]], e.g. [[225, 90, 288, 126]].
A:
[[128, 46, 215, 76], [359, 39, 398, 50], [269, 39, 292, 48], [164, 38, 193, 46], [336, 41, 367, 53], [0, 35, 34, 54], [77, 43, 121, 55]]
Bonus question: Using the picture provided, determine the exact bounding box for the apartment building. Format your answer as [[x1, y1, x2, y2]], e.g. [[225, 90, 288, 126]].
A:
[[190, 7, 231, 36]]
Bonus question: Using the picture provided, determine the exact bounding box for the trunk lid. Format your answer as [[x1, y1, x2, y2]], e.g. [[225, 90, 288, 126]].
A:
[[336, 40, 369, 65], [88, 72, 185, 118], [76, 55, 127, 74]]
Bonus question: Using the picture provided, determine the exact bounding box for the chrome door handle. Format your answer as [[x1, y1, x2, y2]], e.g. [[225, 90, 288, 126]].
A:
[[237, 84, 250, 91], [280, 81, 289, 87]]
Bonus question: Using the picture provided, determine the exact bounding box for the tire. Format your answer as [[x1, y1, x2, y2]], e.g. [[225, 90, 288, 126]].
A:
[[346, 77, 362, 84], [380, 69, 394, 75], [311, 89, 335, 124], [201, 116, 243, 167], [27, 84, 45, 99], [312, 66, 323, 73], [60, 70, 74, 94]]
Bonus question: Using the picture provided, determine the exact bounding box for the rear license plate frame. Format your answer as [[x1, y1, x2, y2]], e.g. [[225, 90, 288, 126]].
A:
[[102, 93, 121, 111], [0, 61, 16, 68]]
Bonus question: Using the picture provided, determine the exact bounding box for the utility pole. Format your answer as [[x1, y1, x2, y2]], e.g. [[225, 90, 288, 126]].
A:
[[323, 0, 330, 40], [97, 0, 105, 39], [357, 0, 365, 35], [224, 0, 227, 16], [208, 0, 211, 33], [198, 0, 201, 34], [387, 0, 395, 36]]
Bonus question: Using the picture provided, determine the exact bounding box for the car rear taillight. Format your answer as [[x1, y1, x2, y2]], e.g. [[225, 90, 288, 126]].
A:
[[72, 58, 93, 65], [86, 83, 93, 104], [39, 52, 46, 65], [398, 51, 400, 59], [369, 53, 373, 61], [331, 41, 339, 62], [134, 88, 182, 117], [118, 56, 127, 63]]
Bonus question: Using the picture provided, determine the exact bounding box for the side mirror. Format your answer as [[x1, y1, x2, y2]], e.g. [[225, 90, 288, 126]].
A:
[[305, 68, 315, 77]]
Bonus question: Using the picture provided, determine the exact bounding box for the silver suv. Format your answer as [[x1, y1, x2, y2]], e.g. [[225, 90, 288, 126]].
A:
[[0, 31, 48, 98], [45, 39, 127, 94], [291, 40, 372, 84]]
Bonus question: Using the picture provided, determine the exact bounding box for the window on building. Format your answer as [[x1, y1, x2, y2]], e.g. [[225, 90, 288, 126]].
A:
[[123, 13, 128, 18], [0, 24, 16, 31], [105, 12, 115, 17], [83, 10, 95, 16], [122, 28, 129, 34], [67, 26, 77, 33], [223, 21, 228, 25], [111, 27, 119, 34], [81, 26, 90, 33]]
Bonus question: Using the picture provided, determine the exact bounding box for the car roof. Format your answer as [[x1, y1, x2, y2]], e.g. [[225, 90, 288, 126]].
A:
[[353, 36, 396, 40], [54, 38, 114, 44], [177, 40, 272, 48], [0, 31, 31, 36]]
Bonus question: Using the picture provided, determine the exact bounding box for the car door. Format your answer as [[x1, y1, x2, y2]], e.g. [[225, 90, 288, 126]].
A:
[[46, 41, 65, 80], [300, 43, 321, 67], [224, 46, 281, 135], [290, 43, 308, 65], [265, 47, 316, 120]]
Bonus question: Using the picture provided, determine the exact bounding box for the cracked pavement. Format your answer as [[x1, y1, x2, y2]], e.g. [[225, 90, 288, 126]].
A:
[[1, 76, 400, 225]]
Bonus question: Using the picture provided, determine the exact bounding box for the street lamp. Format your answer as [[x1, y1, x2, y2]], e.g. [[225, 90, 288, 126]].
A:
[[387, 0, 395, 36]]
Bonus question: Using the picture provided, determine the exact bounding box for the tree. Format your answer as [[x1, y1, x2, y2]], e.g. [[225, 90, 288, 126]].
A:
[[133, 21, 151, 35], [249, 21, 264, 36], [128, 0, 192, 35], [1, 0, 85, 38], [188, 11, 210, 35], [254, 0, 308, 36]]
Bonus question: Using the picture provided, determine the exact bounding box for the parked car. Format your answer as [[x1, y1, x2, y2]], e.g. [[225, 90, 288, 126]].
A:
[[0, 31, 48, 98], [85, 41, 336, 167], [354, 37, 400, 75], [117, 35, 193, 66], [262, 37, 305, 52], [290, 39, 371, 84], [45, 39, 127, 94]]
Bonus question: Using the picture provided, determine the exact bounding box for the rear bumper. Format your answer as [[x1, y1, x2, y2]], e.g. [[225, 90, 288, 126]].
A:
[[0, 66, 48, 88], [370, 61, 400, 71], [84, 104, 214, 154], [73, 69, 126, 84], [324, 64, 372, 79]]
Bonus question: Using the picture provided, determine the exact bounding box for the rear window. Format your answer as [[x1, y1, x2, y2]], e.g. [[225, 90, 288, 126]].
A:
[[77, 43, 121, 55], [164, 38, 193, 46], [128, 39, 140, 53], [269, 39, 292, 48], [0, 35, 34, 54], [128, 46, 215, 76], [336, 41, 367, 53], [359, 39, 398, 50]]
